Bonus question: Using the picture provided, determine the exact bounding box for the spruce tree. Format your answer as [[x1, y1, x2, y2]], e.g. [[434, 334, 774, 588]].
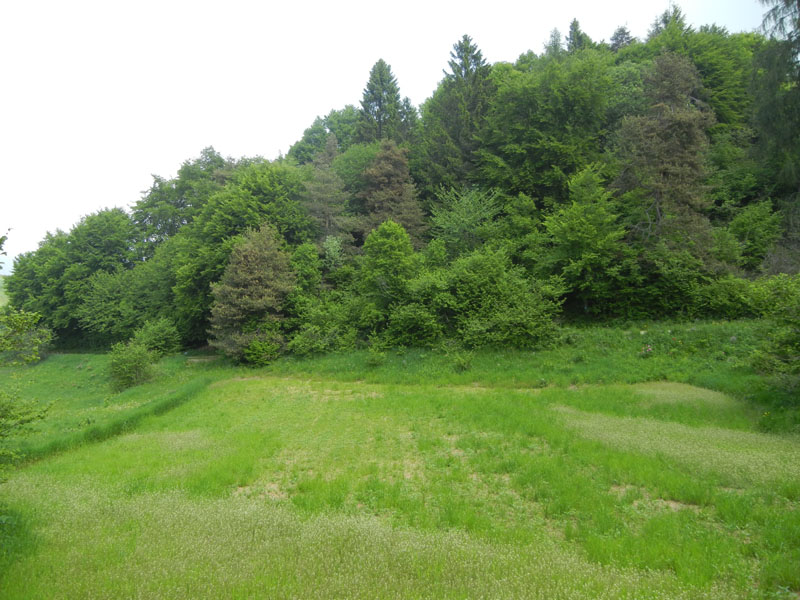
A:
[[412, 35, 495, 201], [358, 59, 402, 143]]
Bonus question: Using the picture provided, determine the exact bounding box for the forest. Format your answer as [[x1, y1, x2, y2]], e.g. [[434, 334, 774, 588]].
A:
[[2, 4, 798, 384]]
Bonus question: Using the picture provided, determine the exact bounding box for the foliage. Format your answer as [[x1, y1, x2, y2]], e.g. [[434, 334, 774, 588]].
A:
[[288, 306, 357, 356], [750, 274, 800, 391], [208, 224, 295, 363], [358, 59, 407, 143], [0, 310, 53, 366], [615, 53, 714, 245], [108, 341, 156, 392], [131, 318, 181, 358], [6, 209, 138, 344], [0, 308, 51, 471], [728, 200, 782, 269], [477, 48, 613, 202], [132, 147, 231, 254], [429, 187, 500, 257], [301, 135, 351, 242], [412, 35, 495, 201], [356, 141, 426, 245], [5, 6, 799, 356], [539, 167, 638, 314], [359, 220, 418, 311]]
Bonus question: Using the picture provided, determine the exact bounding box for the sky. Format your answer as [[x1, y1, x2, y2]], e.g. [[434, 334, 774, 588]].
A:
[[0, 0, 767, 274]]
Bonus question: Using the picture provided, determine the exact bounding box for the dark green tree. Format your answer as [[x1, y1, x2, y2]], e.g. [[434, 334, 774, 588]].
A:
[[610, 26, 635, 52], [301, 135, 352, 242], [359, 220, 418, 311], [478, 49, 613, 203], [357, 141, 427, 245], [539, 167, 638, 314], [567, 19, 592, 52], [412, 35, 495, 201], [132, 147, 230, 255], [7, 209, 137, 344], [429, 187, 500, 257], [172, 160, 310, 343], [648, 4, 690, 40], [615, 53, 715, 249], [358, 59, 403, 143], [287, 117, 328, 165]]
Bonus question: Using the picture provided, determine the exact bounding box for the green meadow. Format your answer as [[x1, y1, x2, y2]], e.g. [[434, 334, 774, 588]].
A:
[[1, 320, 799, 599]]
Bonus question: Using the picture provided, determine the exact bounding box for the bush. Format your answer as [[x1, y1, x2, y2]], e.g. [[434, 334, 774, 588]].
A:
[[750, 274, 800, 392], [109, 342, 155, 391], [446, 249, 561, 349], [692, 277, 757, 319], [132, 318, 181, 357], [0, 310, 53, 366], [386, 303, 443, 348], [242, 336, 282, 366]]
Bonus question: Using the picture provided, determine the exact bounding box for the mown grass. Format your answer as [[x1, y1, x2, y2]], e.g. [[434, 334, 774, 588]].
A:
[[1, 320, 798, 598]]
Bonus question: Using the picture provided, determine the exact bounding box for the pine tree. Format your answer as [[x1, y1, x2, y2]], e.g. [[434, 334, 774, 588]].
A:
[[301, 134, 352, 242], [615, 53, 715, 249]]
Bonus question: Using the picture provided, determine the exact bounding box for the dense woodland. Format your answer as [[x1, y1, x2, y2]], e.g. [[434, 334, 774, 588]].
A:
[[3, 5, 799, 376]]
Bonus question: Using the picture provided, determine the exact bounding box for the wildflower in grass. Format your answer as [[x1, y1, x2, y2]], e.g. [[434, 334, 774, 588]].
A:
[[639, 344, 653, 358]]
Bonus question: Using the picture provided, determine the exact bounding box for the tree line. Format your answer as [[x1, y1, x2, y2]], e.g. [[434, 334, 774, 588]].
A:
[[3, 4, 799, 377]]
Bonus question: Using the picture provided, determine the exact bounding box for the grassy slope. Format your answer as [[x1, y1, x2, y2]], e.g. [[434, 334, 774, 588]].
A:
[[1, 320, 799, 599]]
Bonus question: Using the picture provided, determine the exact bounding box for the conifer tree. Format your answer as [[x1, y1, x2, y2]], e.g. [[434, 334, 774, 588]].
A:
[[358, 59, 402, 142], [208, 224, 295, 363], [610, 26, 635, 51], [412, 35, 495, 201], [358, 141, 426, 245], [301, 134, 352, 242]]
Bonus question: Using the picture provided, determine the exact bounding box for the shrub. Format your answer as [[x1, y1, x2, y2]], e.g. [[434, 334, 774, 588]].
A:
[[446, 248, 561, 349], [132, 318, 181, 357], [242, 336, 283, 366], [109, 342, 155, 391], [366, 346, 387, 368], [386, 303, 443, 348], [0, 310, 53, 366], [750, 274, 800, 392], [692, 277, 757, 319]]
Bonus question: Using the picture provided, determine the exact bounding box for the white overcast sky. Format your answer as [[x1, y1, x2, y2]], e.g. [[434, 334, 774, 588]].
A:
[[0, 0, 766, 274]]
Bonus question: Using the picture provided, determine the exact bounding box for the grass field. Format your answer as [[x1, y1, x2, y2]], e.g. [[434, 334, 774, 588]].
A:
[[1, 320, 799, 598]]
